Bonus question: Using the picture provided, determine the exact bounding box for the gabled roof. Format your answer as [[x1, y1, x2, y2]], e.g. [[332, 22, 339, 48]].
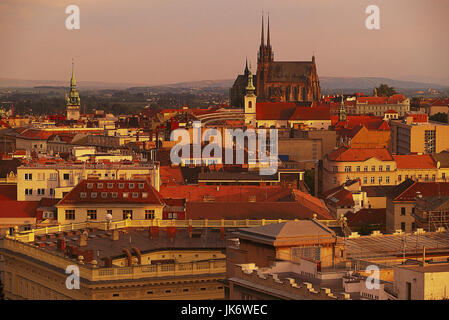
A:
[[256, 102, 297, 120], [393, 154, 437, 169], [233, 220, 336, 246], [267, 61, 313, 82], [0, 201, 39, 218], [57, 179, 165, 206], [345, 208, 386, 227], [357, 94, 407, 105], [388, 180, 449, 202], [289, 107, 330, 121], [327, 147, 393, 162]]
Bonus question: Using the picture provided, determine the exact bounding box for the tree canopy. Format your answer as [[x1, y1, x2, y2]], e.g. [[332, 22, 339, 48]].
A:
[[375, 84, 397, 97]]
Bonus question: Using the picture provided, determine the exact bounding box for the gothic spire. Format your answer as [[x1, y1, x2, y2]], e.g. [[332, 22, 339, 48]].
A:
[[244, 57, 249, 76], [260, 13, 265, 48], [70, 58, 76, 88], [267, 12, 271, 48]]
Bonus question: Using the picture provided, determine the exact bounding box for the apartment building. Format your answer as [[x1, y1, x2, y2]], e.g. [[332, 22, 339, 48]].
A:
[[56, 178, 165, 224], [390, 113, 449, 154], [17, 161, 160, 201]]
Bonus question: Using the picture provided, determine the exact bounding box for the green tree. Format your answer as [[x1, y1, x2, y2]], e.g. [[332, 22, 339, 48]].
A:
[[429, 112, 448, 124], [304, 169, 315, 195], [376, 84, 397, 97]]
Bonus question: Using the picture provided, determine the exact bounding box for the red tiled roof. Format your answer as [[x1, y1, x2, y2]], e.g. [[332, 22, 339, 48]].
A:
[[57, 179, 165, 206], [185, 201, 333, 220], [0, 184, 17, 201], [324, 188, 354, 207], [159, 185, 294, 202], [256, 102, 297, 120], [357, 94, 407, 105], [0, 201, 39, 218], [392, 181, 449, 201], [345, 208, 386, 227], [406, 113, 428, 123], [393, 154, 437, 169], [331, 115, 389, 131], [289, 106, 330, 121], [327, 147, 393, 162]]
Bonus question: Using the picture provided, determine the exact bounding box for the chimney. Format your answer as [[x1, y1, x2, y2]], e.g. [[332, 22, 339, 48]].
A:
[[79, 232, 88, 247], [57, 238, 66, 251], [112, 228, 119, 241]]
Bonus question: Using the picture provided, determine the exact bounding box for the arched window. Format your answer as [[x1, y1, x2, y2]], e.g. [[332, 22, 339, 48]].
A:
[[248, 101, 252, 109]]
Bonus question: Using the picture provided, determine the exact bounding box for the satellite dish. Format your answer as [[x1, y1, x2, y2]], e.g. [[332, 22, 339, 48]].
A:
[[105, 214, 113, 221]]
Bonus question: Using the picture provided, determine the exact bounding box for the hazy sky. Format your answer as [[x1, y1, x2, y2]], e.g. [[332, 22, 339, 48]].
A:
[[1, 0, 448, 85]]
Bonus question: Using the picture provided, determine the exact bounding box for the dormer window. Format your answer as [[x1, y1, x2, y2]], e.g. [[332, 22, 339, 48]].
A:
[[87, 183, 93, 189], [91, 192, 97, 199], [97, 183, 103, 189], [111, 192, 118, 198], [142, 192, 148, 198], [132, 192, 138, 198], [138, 183, 145, 189], [123, 192, 129, 198], [80, 192, 87, 198], [129, 183, 135, 189], [101, 192, 108, 198], [118, 183, 124, 189], [107, 183, 114, 189]]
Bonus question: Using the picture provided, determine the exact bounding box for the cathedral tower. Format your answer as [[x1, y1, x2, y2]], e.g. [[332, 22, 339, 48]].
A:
[[66, 60, 81, 121]]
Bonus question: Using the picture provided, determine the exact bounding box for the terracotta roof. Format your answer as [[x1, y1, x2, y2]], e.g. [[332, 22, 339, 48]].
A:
[[0, 184, 17, 201], [393, 154, 437, 169], [186, 202, 333, 220], [345, 208, 386, 227], [357, 94, 407, 105], [159, 185, 294, 202], [256, 102, 297, 120], [327, 147, 393, 162], [324, 188, 354, 207], [0, 201, 39, 218], [389, 180, 449, 201], [289, 107, 330, 121], [160, 166, 184, 185], [57, 179, 165, 206]]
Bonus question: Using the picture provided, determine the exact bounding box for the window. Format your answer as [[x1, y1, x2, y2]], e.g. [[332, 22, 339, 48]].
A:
[[118, 183, 124, 189], [142, 192, 148, 198], [418, 174, 422, 180], [123, 210, 133, 220], [65, 210, 75, 220], [425, 174, 429, 181], [401, 207, 406, 216], [123, 192, 129, 198], [138, 183, 145, 189], [97, 183, 103, 189], [379, 166, 383, 172], [107, 209, 112, 216], [432, 174, 436, 181], [107, 183, 114, 189], [145, 210, 155, 220], [371, 177, 375, 184], [398, 175, 402, 182], [363, 177, 367, 184], [49, 173, 57, 180], [63, 173, 70, 180], [386, 165, 390, 171], [401, 222, 406, 231], [50, 188, 54, 195], [37, 173, 45, 181], [80, 192, 86, 198], [111, 192, 118, 198], [37, 188, 45, 195], [25, 188, 33, 195], [371, 166, 376, 172], [91, 192, 97, 199], [344, 166, 351, 172], [129, 183, 135, 189], [364, 166, 368, 172], [356, 166, 361, 172], [332, 166, 338, 173], [378, 176, 382, 184], [443, 173, 446, 180], [87, 183, 93, 189], [25, 173, 32, 180], [132, 192, 138, 198], [386, 176, 390, 183], [87, 210, 97, 220]]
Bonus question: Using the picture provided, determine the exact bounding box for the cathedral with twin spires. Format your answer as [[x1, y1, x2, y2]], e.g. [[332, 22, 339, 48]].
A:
[[231, 15, 321, 108]]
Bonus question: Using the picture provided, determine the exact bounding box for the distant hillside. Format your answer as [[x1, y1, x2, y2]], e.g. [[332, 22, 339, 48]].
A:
[[1, 76, 447, 91]]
